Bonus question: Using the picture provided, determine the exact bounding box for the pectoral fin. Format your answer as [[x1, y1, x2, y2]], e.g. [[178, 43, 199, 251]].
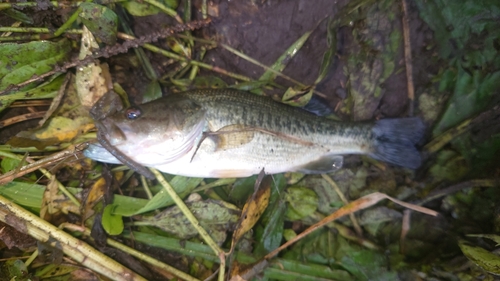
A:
[[295, 155, 344, 174], [213, 124, 255, 150]]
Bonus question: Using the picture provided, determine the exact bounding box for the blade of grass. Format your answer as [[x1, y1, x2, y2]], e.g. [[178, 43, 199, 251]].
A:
[[258, 31, 312, 82]]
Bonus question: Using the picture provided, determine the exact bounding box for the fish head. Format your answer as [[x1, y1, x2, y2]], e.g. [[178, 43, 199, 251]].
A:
[[92, 94, 206, 165]]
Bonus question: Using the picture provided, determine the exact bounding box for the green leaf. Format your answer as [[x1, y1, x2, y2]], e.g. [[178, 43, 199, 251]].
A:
[[101, 204, 124, 235], [468, 234, 500, 246], [284, 186, 318, 221], [0, 40, 71, 91], [121, 0, 179, 16], [0, 181, 45, 210], [254, 174, 287, 255], [314, 19, 337, 85], [2, 8, 33, 24], [112, 176, 203, 216], [127, 231, 349, 280], [0, 157, 20, 173], [79, 3, 118, 45], [2, 259, 28, 279], [433, 69, 500, 136], [259, 31, 312, 82], [142, 80, 162, 103], [135, 200, 240, 244], [415, 0, 500, 59], [459, 239, 500, 275], [281, 87, 313, 107], [0, 74, 65, 113]]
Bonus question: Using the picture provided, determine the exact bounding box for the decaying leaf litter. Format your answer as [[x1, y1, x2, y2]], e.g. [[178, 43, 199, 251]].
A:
[[0, 0, 499, 280]]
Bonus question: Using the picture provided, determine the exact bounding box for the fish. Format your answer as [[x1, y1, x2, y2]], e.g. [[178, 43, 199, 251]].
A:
[[84, 89, 425, 179]]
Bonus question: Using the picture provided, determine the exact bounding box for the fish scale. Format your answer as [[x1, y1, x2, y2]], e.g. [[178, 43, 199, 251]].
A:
[[84, 89, 425, 178]]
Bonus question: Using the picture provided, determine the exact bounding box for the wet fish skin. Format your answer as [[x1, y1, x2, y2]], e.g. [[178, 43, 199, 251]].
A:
[[84, 89, 425, 178]]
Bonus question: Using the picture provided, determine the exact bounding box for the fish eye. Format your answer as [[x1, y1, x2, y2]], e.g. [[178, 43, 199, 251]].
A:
[[125, 107, 141, 120]]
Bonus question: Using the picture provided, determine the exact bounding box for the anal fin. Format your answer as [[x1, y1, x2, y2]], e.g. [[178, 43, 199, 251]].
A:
[[295, 155, 344, 174]]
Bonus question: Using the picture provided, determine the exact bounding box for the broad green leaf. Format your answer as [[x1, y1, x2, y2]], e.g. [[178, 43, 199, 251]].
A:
[[0, 157, 20, 173], [433, 68, 500, 136], [101, 204, 124, 235], [112, 176, 203, 216], [284, 186, 318, 221], [259, 31, 312, 82], [414, 0, 500, 59], [0, 74, 65, 113], [79, 3, 118, 45], [254, 174, 287, 255], [0, 40, 71, 91], [459, 239, 500, 275], [135, 200, 240, 244], [468, 234, 500, 246], [142, 80, 162, 103], [0, 181, 46, 210]]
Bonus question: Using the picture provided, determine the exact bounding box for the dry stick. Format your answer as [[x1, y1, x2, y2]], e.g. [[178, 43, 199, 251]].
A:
[[401, 0, 415, 117], [0, 145, 85, 186], [0, 0, 126, 9], [0, 19, 211, 96], [399, 209, 411, 254], [321, 174, 363, 236], [236, 194, 438, 279], [0, 195, 146, 281], [10, 100, 52, 107], [264, 192, 437, 260], [0, 111, 46, 128], [418, 179, 499, 206]]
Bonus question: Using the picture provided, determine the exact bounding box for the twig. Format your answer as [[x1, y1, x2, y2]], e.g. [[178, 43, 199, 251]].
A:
[[0, 195, 146, 281], [10, 100, 52, 107], [401, 0, 415, 116], [418, 179, 499, 205], [0, 19, 211, 96], [399, 210, 411, 254], [0, 111, 46, 128], [424, 118, 472, 154], [0, 144, 86, 190]]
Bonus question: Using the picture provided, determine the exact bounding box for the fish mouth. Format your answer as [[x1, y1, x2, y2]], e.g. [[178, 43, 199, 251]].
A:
[[99, 119, 127, 145]]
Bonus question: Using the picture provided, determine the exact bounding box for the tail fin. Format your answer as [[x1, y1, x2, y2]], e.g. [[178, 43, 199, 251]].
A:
[[369, 118, 425, 169]]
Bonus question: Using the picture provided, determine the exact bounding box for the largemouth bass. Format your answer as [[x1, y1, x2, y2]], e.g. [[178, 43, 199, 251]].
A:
[[84, 89, 425, 178]]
